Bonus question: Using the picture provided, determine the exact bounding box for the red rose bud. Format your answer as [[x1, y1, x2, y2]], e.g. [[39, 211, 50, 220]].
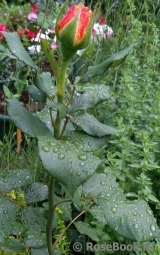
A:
[[56, 4, 93, 60]]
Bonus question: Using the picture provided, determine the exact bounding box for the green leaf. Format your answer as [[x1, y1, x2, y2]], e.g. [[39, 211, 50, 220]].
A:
[[38, 137, 101, 197], [24, 183, 48, 204], [54, 194, 72, 220], [76, 84, 110, 105], [2, 32, 37, 69], [74, 222, 99, 242], [80, 45, 135, 82], [0, 44, 17, 59], [64, 131, 108, 152], [20, 207, 46, 232], [90, 199, 160, 242], [46, 100, 67, 118], [69, 91, 95, 112], [28, 85, 46, 103], [31, 249, 62, 255], [37, 106, 75, 135], [0, 197, 16, 239], [72, 173, 125, 211], [24, 231, 47, 248], [31, 248, 49, 255], [41, 39, 58, 76], [7, 98, 52, 138], [0, 169, 31, 193], [3, 85, 12, 99], [71, 112, 117, 137], [11, 222, 25, 236], [82, 173, 125, 200], [0, 238, 26, 252], [35, 72, 56, 98], [147, 194, 159, 203]]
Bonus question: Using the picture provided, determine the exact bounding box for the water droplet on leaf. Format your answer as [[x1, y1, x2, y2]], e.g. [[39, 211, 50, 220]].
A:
[[3, 210, 8, 214], [133, 224, 138, 229], [100, 181, 106, 186], [69, 169, 73, 175], [58, 153, 65, 159], [42, 145, 50, 152], [53, 147, 59, 153], [111, 207, 116, 213], [80, 162, 85, 167], [120, 217, 124, 225], [147, 208, 152, 215], [150, 224, 156, 232], [68, 158, 72, 163], [78, 154, 87, 161]]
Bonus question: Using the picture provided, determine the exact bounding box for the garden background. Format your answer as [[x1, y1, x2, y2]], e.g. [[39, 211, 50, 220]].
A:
[[0, 0, 160, 254]]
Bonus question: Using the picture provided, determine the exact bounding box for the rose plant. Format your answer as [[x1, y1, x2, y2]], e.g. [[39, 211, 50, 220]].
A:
[[0, 2, 159, 255]]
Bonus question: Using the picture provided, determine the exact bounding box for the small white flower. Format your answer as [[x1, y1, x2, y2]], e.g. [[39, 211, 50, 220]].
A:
[[31, 32, 50, 42], [77, 49, 85, 56], [28, 45, 41, 53], [92, 23, 113, 43]]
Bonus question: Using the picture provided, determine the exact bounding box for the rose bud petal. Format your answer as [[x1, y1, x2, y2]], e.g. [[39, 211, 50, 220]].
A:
[[55, 4, 94, 60]]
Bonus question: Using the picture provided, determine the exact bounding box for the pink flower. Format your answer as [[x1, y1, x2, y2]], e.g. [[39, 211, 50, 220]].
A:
[[92, 28, 97, 35], [0, 23, 7, 40], [106, 27, 113, 38], [51, 42, 57, 49], [0, 23, 7, 31], [27, 12, 37, 20]]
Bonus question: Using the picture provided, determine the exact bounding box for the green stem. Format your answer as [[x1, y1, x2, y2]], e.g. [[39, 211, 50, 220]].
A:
[[54, 60, 69, 139], [46, 59, 69, 255], [46, 177, 55, 255]]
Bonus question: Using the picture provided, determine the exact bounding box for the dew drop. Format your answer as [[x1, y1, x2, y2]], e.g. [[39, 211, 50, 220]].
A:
[[69, 169, 73, 175], [140, 213, 144, 218], [53, 147, 59, 153], [3, 210, 8, 214], [150, 224, 156, 232], [100, 181, 106, 186], [42, 145, 50, 152], [58, 153, 65, 159], [133, 223, 138, 229], [120, 217, 124, 225], [132, 212, 138, 216], [79, 162, 85, 167], [147, 208, 152, 215], [78, 154, 87, 161], [76, 172, 81, 176], [111, 207, 116, 213], [68, 158, 72, 163], [88, 142, 92, 146], [87, 171, 91, 177]]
